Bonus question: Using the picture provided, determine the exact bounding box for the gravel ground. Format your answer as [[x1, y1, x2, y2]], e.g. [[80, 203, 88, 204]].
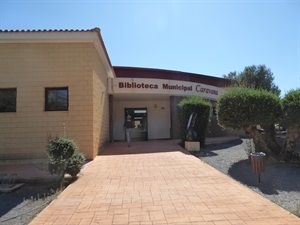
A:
[[0, 184, 61, 225], [1, 138, 299, 225], [198, 138, 300, 217]]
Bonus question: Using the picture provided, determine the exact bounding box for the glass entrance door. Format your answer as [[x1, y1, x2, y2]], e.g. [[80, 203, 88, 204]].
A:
[[125, 108, 148, 141]]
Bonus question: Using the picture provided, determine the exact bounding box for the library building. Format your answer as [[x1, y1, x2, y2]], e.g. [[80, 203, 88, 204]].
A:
[[0, 28, 231, 161]]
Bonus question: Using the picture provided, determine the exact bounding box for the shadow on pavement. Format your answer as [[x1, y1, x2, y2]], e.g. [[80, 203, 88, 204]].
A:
[[228, 159, 300, 195], [198, 139, 243, 158], [101, 140, 190, 156], [204, 138, 243, 151]]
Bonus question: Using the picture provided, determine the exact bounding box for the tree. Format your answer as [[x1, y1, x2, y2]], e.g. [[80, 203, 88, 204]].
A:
[[223, 65, 281, 153], [223, 65, 280, 96], [281, 89, 300, 160], [217, 87, 281, 155]]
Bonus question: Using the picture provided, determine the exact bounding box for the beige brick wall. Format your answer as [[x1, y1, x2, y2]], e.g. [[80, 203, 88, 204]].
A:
[[91, 48, 110, 158], [0, 42, 109, 160]]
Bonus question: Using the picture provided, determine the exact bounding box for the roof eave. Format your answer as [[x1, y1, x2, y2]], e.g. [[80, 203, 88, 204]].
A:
[[0, 29, 115, 78]]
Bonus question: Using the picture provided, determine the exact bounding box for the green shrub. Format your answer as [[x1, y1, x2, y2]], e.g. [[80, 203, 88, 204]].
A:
[[217, 87, 281, 130], [48, 158, 66, 175], [65, 151, 86, 177], [46, 135, 77, 160], [46, 134, 85, 179], [281, 89, 300, 125], [281, 89, 300, 158], [177, 96, 210, 145]]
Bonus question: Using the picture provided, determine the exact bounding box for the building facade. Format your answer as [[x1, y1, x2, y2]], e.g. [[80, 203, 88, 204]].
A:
[[110, 67, 231, 142], [0, 29, 113, 161], [0, 28, 230, 162]]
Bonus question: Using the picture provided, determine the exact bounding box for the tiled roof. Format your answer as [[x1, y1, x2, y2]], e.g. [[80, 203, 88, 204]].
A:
[[0, 28, 100, 33]]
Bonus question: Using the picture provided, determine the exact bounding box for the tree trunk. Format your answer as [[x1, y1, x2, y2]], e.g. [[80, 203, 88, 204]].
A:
[[261, 124, 281, 154], [244, 126, 273, 155], [283, 123, 300, 158]]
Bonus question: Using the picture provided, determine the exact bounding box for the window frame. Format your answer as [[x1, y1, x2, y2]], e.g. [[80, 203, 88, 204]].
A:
[[0, 88, 17, 113], [45, 87, 69, 112]]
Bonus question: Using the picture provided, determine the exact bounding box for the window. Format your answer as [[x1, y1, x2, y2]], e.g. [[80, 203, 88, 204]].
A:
[[45, 87, 68, 111], [0, 88, 17, 112]]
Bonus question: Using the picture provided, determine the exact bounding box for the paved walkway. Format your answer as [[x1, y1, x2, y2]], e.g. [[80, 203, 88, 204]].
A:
[[30, 140, 300, 225]]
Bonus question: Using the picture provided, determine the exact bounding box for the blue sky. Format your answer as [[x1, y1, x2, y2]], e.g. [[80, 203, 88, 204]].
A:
[[0, 0, 299, 96]]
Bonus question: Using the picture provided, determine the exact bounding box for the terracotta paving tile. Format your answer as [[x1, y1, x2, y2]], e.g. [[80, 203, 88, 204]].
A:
[[92, 214, 113, 222], [60, 206, 78, 215], [70, 211, 95, 220], [229, 219, 247, 225], [112, 214, 129, 224], [129, 211, 151, 222], [149, 211, 166, 221], [166, 216, 190, 224], [140, 222, 153, 225], [222, 213, 241, 220], [53, 215, 72, 223], [213, 221, 232, 225], [163, 212, 179, 220], [191, 222, 214, 225], [202, 214, 227, 222], [78, 218, 92, 225], [144, 205, 163, 212], [29, 140, 300, 225], [66, 218, 81, 225], [151, 222, 167, 225], [28, 219, 46, 225], [43, 214, 59, 223], [189, 216, 204, 222]]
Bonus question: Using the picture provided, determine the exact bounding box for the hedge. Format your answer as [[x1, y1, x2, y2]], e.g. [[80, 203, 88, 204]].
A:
[[281, 89, 300, 125], [177, 96, 210, 146], [217, 87, 281, 130]]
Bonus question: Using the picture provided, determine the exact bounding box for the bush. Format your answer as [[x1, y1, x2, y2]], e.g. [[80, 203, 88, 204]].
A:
[[281, 89, 300, 125], [48, 158, 66, 175], [65, 151, 86, 177], [46, 135, 77, 160], [46, 134, 85, 179], [177, 96, 210, 145], [217, 87, 281, 130], [281, 89, 300, 158]]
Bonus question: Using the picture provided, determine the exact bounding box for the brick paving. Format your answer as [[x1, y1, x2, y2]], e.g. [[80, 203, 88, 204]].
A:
[[30, 140, 300, 225]]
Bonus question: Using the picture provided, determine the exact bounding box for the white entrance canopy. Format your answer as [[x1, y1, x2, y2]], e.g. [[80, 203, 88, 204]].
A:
[[109, 78, 225, 101]]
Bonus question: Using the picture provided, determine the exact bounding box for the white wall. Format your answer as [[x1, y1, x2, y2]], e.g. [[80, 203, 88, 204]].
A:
[[113, 99, 171, 141]]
